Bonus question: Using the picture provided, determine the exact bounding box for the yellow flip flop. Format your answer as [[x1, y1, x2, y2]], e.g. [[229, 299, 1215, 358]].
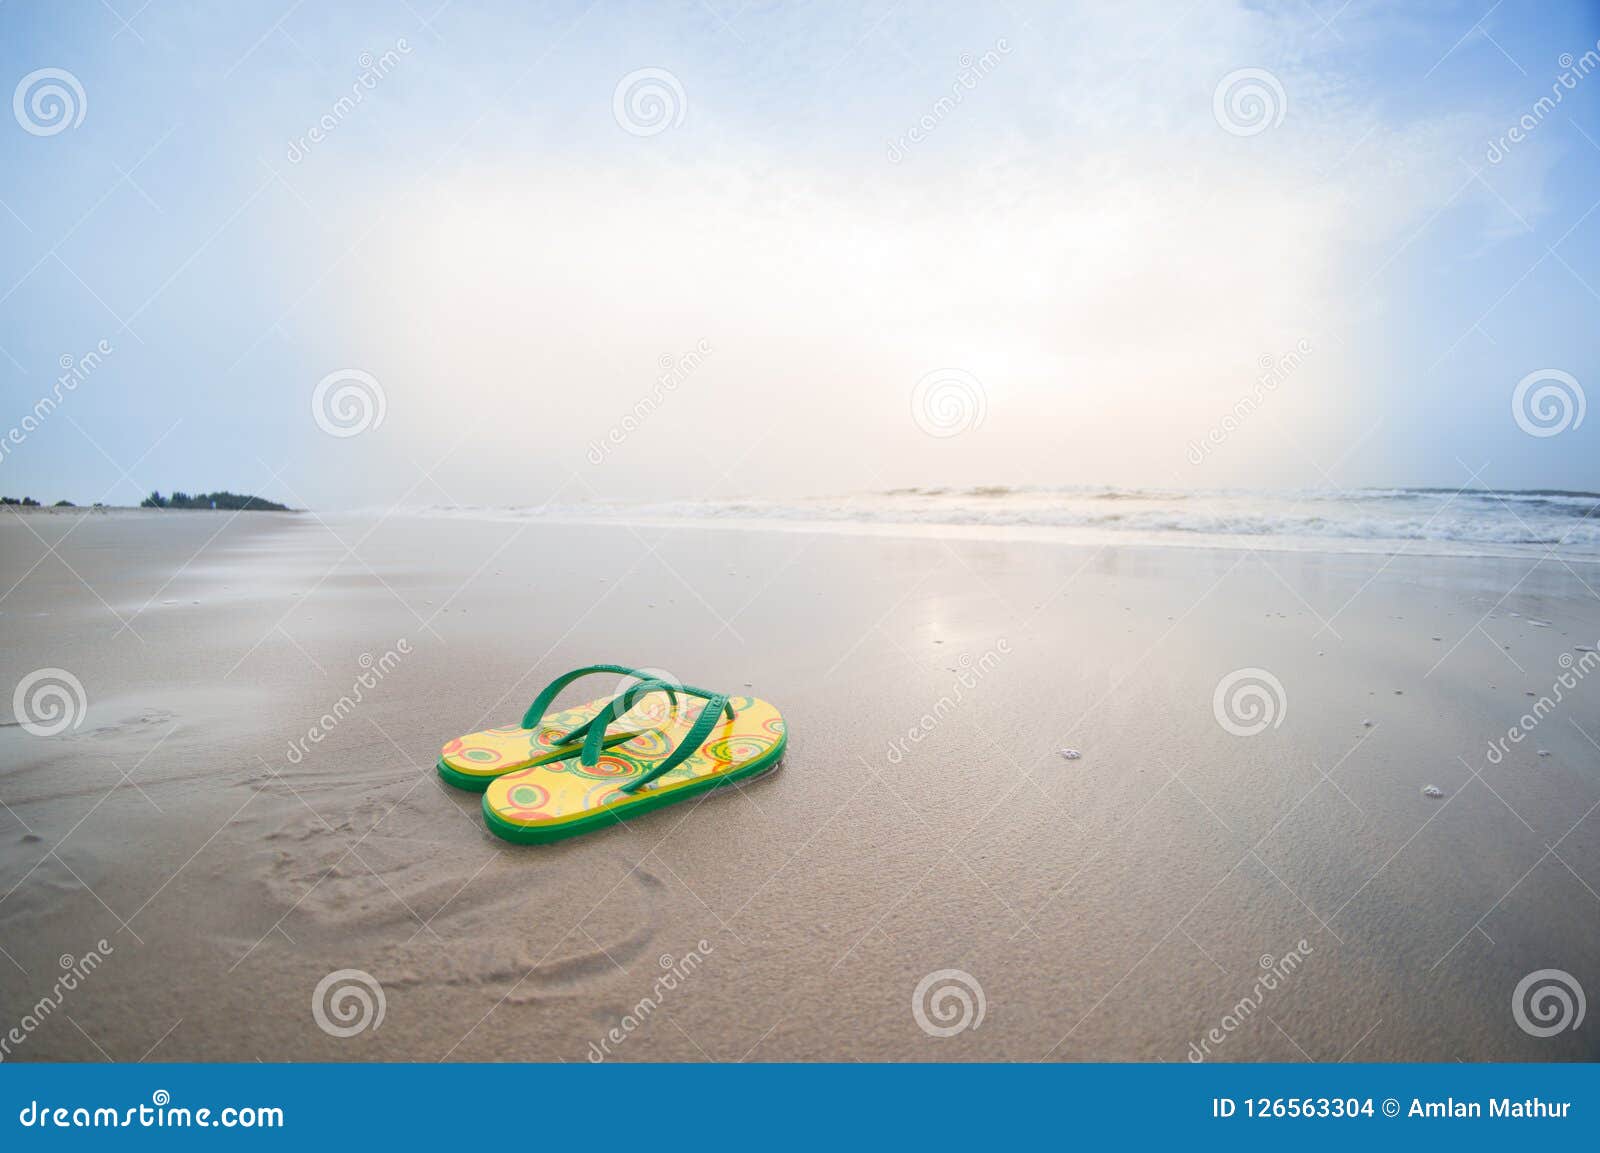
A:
[[437, 663, 674, 791], [482, 677, 786, 844]]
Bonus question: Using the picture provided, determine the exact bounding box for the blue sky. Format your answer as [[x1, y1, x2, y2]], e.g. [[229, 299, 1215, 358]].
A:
[[1, 0, 1597, 509]]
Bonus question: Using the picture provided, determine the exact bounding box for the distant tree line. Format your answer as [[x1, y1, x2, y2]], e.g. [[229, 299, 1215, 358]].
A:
[[140, 490, 291, 511], [4, 492, 288, 510]]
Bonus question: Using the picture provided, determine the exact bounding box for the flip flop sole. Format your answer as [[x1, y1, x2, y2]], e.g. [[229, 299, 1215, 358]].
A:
[[482, 696, 786, 844], [438, 694, 678, 791], [482, 738, 785, 844], [436, 729, 645, 792]]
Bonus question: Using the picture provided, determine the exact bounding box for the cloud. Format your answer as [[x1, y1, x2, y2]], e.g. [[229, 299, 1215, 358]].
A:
[[320, 8, 1493, 502]]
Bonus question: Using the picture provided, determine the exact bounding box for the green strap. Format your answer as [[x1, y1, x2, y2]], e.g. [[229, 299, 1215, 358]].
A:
[[553, 677, 718, 744], [555, 678, 734, 748], [562, 678, 734, 795], [519, 664, 676, 731]]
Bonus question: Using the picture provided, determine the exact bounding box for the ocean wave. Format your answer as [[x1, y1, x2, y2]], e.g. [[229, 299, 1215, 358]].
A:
[[384, 486, 1600, 560]]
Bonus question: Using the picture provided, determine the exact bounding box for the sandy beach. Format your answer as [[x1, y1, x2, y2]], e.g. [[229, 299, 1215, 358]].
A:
[[1, 508, 1597, 1062]]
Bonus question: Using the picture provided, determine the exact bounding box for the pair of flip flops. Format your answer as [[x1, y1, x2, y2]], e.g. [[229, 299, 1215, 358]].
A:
[[438, 664, 787, 844]]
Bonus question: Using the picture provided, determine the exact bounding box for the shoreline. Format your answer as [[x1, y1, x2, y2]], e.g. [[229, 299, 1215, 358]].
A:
[[11, 496, 1600, 566], [371, 508, 1600, 566]]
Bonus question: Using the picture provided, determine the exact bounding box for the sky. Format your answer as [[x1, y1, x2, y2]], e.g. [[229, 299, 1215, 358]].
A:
[[1, 0, 1597, 510]]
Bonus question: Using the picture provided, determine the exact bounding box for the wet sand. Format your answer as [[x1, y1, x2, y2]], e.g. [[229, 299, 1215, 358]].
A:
[[1, 508, 1597, 1061]]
